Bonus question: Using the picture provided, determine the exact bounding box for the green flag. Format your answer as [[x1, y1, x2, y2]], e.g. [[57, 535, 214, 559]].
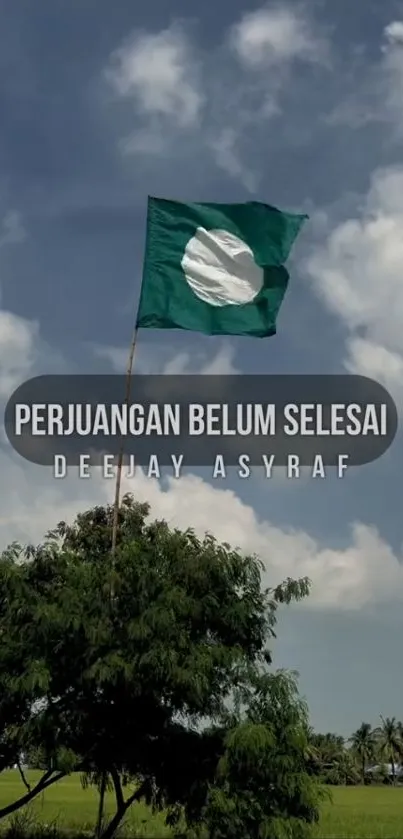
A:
[[137, 197, 307, 338]]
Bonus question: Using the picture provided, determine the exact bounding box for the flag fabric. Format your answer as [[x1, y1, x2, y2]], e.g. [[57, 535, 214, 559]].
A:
[[137, 197, 307, 338]]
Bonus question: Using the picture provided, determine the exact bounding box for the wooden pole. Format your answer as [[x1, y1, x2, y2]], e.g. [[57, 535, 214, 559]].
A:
[[98, 324, 138, 839], [110, 324, 139, 560]]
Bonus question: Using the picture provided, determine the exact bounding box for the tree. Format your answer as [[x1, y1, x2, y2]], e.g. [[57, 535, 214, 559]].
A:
[[0, 543, 74, 819], [305, 732, 345, 781], [350, 723, 374, 784], [200, 671, 325, 839], [332, 750, 360, 786], [0, 496, 319, 838], [373, 717, 402, 785]]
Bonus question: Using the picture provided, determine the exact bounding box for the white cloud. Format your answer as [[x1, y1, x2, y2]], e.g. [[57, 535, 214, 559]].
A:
[[384, 21, 403, 46], [1, 454, 403, 612], [195, 344, 238, 374], [0, 190, 399, 616], [105, 9, 329, 189], [324, 100, 379, 130], [106, 26, 203, 128], [345, 338, 403, 394], [208, 129, 257, 193], [93, 343, 130, 373], [306, 165, 403, 393], [380, 21, 403, 138], [0, 298, 398, 613], [230, 4, 328, 68], [0, 210, 26, 247], [93, 341, 239, 375], [0, 310, 38, 396], [0, 304, 400, 613], [119, 125, 166, 156], [326, 20, 403, 136], [0, 297, 395, 615], [0, 212, 43, 396], [116, 475, 403, 611]]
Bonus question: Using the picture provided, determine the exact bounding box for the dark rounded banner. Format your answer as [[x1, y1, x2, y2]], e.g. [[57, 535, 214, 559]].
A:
[[3, 374, 398, 468]]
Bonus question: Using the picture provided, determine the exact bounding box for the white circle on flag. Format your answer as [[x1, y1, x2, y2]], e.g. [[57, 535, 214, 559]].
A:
[[181, 227, 264, 307]]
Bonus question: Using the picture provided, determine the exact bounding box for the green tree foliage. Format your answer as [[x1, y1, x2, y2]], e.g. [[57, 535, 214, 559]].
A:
[[350, 723, 375, 784], [373, 717, 403, 785], [0, 496, 320, 838], [305, 733, 346, 782], [201, 671, 325, 839], [0, 544, 71, 818]]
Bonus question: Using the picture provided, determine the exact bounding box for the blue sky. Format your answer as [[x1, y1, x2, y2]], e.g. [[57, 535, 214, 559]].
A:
[[1, 0, 403, 736]]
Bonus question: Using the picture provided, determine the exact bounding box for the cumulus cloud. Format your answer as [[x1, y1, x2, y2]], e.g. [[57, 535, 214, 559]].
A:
[[306, 165, 403, 395], [1, 453, 402, 613], [325, 19, 403, 136], [119, 125, 166, 156], [0, 296, 396, 615], [0, 211, 50, 396], [380, 20, 403, 138], [208, 129, 257, 193], [0, 298, 399, 614], [0, 302, 400, 612], [0, 182, 398, 617], [93, 341, 239, 375], [0, 210, 26, 247], [229, 4, 328, 68], [106, 474, 403, 611], [384, 21, 403, 46], [345, 339, 403, 395], [0, 311, 38, 396], [104, 7, 329, 190], [106, 26, 203, 128]]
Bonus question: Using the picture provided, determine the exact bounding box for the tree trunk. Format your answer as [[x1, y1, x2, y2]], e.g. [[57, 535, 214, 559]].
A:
[[392, 757, 396, 786], [95, 772, 107, 839], [99, 781, 147, 839], [99, 803, 128, 839], [362, 756, 365, 785]]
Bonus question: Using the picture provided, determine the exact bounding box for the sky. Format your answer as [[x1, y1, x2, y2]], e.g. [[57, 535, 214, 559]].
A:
[[1, 0, 403, 737]]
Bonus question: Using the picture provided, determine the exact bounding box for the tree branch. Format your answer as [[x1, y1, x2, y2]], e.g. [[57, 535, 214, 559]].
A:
[[0, 769, 65, 819], [16, 759, 31, 792], [99, 780, 148, 839]]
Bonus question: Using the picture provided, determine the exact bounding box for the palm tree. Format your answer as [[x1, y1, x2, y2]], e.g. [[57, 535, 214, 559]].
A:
[[373, 716, 402, 785], [335, 749, 360, 786], [303, 725, 319, 764], [305, 731, 345, 778], [350, 722, 374, 784]]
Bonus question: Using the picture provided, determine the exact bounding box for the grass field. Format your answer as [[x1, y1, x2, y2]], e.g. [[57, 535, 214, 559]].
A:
[[0, 773, 170, 837], [1, 772, 403, 838], [315, 786, 403, 838]]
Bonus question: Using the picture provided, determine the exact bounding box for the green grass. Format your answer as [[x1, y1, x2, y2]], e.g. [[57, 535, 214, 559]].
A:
[[1, 773, 403, 837], [0, 772, 170, 837], [315, 785, 403, 838]]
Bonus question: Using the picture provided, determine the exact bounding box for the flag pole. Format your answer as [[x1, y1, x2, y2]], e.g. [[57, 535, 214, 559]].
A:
[[110, 322, 139, 559], [110, 200, 149, 562], [98, 323, 138, 839]]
